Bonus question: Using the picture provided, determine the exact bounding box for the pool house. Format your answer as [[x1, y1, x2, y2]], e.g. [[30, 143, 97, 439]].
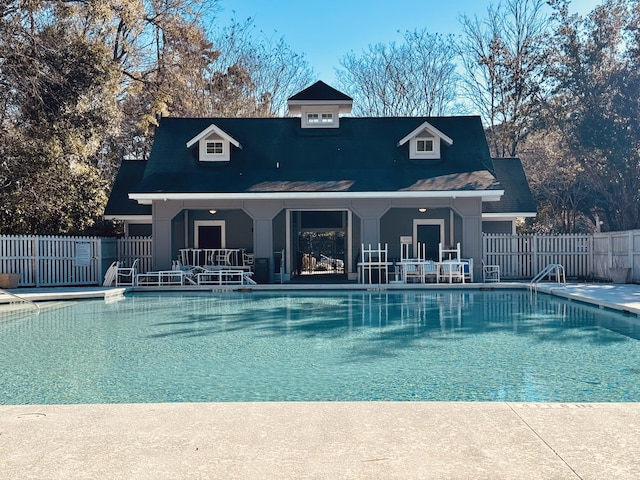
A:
[[104, 81, 536, 284]]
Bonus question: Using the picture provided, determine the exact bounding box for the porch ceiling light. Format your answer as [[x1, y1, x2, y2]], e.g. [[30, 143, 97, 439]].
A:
[[209, 209, 217, 215], [418, 208, 427, 213]]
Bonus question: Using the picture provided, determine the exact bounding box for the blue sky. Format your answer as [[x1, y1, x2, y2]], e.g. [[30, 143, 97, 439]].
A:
[[215, 0, 603, 83]]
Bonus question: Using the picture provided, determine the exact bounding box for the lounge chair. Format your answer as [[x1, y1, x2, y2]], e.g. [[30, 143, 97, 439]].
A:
[[103, 261, 120, 287]]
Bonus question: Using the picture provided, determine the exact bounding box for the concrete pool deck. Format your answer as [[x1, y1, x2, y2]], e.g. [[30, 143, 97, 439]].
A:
[[1, 402, 639, 479], [1, 282, 640, 479]]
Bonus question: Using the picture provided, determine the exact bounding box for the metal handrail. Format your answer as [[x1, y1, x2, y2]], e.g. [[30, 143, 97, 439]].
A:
[[529, 263, 566, 293], [0, 288, 40, 313]]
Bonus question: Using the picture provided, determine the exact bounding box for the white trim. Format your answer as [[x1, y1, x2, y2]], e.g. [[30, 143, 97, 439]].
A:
[[103, 215, 152, 222], [413, 219, 445, 257], [186, 124, 240, 148], [194, 220, 226, 248], [397, 121, 454, 147], [483, 212, 536, 218], [130, 190, 505, 204], [287, 99, 353, 116]]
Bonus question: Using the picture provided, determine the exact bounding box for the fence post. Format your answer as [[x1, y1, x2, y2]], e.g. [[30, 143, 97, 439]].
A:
[[533, 234, 538, 277], [629, 230, 634, 272], [33, 237, 40, 287], [588, 235, 594, 279], [608, 235, 614, 273]]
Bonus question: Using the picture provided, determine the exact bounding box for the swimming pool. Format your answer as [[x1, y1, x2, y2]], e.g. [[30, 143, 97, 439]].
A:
[[1, 290, 639, 404]]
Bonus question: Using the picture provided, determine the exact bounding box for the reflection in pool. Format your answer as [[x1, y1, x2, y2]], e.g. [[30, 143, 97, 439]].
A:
[[1, 290, 639, 404]]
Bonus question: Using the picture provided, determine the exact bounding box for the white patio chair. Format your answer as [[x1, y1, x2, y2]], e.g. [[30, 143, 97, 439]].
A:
[[102, 261, 120, 287], [423, 261, 438, 283], [437, 260, 465, 283], [173, 260, 204, 285], [439, 242, 461, 261], [358, 243, 389, 284], [243, 252, 254, 270], [482, 260, 500, 283], [115, 259, 139, 286], [461, 258, 474, 283]]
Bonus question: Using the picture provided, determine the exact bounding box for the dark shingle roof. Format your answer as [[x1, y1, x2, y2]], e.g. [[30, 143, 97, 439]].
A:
[[131, 116, 501, 195], [484, 158, 536, 214], [104, 160, 151, 216], [287, 81, 353, 102]]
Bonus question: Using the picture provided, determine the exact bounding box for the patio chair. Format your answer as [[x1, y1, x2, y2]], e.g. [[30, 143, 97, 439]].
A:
[[437, 260, 465, 283], [115, 259, 139, 286], [423, 260, 438, 282], [461, 258, 474, 282], [358, 243, 389, 284], [242, 252, 254, 270], [482, 260, 500, 283], [439, 243, 461, 262]]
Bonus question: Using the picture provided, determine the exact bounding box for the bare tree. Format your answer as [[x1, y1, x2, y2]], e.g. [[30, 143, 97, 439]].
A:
[[336, 29, 460, 117], [457, 0, 551, 157], [519, 130, 596, 233], [211, 18, 315, 116]]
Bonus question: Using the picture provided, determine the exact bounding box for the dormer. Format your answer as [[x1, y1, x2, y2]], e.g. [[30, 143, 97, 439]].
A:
[[287, 81, 353, 129], [397, 121, 454, 160], [186, 124, 241, 162]]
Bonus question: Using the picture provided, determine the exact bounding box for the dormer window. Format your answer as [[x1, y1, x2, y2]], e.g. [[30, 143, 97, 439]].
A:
[[287, 81, 353, 129], [410, 135, 440, 159], [416, 137, 434, 154], [186, 123, 241, 163], [302, 108, 338, 128], [397, 121, 454, 160], [199, 136, 228, 161], [206, 141, 224, 155], [306, 112, 334, 124]]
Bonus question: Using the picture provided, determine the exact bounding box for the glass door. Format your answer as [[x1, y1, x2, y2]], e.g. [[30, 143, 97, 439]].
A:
[[292, 211, 346, 277]]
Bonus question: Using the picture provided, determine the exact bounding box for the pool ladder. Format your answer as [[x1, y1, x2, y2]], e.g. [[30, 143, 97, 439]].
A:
[[529, 264, 566, 293], [0, 288, 40, 314]]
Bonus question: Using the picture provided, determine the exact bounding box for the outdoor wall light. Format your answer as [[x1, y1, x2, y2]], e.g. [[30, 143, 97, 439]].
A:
[[418, 208, 427, 213], [209, 209, 217, 215]]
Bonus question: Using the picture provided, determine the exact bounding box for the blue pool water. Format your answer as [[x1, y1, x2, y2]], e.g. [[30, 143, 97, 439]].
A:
[[1, 290, 639, 404]]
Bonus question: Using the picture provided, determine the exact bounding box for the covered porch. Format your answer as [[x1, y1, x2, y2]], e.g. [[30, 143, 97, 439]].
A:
[[144, 193, 490, 285]]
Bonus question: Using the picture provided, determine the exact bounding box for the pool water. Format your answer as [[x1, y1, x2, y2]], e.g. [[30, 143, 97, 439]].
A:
[[1, 290, 640, 404]]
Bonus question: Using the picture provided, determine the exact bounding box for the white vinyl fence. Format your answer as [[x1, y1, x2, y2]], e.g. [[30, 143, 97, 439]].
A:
[[0, 235, 152, 287], [115, 236, 153, 274], [484, 231, 640, 282], [0, 235, 101, 287], [2, 232, 638, 287]]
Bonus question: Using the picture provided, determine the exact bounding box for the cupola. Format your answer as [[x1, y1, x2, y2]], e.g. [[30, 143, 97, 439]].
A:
[[287, 81, 353, 128]]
